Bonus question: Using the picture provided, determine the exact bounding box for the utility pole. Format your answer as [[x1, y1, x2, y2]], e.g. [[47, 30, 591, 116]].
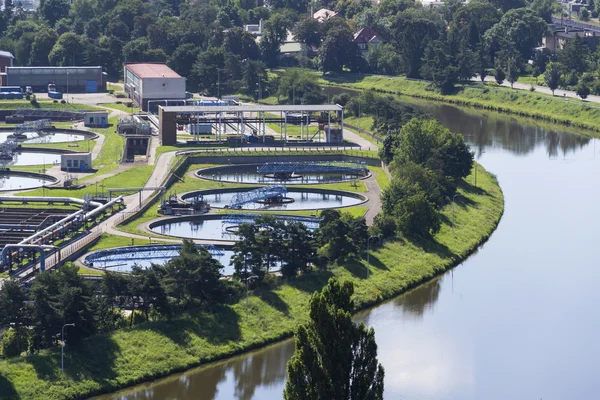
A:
[[61, 323, 75, 374]]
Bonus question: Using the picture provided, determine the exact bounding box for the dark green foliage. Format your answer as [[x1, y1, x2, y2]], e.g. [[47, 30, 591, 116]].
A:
[[277, 68, 325, 104], [284, 278, 384, 400], [163, 239, 224, 310], [576, 81, 590, 99], [558, 35, 590, 74], [319, 20, 361, 72], [494, 67, 505, 85], [293, 17, 322, 48], [0, 279, 29, 356], [317, 210, 368, 263], [544, 61, 561, 95]]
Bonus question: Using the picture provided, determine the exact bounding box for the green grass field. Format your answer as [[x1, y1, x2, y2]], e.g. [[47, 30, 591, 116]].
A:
[[0, 164, 503, 400], [0, 100, 98, 110], [321, 73, 600, 134]]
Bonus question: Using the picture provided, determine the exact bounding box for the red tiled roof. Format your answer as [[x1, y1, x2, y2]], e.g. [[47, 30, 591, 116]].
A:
[[353, 28, 381, 43], [125, 63, 181, 79]]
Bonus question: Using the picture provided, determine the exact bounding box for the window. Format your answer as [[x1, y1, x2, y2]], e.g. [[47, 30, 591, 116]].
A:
[[73, 159, 79, 167], [67, 160, 72, 168]]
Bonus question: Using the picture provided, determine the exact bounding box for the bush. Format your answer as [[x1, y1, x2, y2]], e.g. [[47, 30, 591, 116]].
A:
[[370, 214, 397, 239], [60, 100, 66, 104], [1, 329, 26, 359]]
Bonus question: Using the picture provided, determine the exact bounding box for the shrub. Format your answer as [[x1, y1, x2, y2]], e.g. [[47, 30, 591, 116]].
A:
[[1, 329, 26, 359]]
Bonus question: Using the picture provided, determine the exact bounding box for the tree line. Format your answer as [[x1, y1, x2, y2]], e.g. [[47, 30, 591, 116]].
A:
[[1, 0, 594, 98]]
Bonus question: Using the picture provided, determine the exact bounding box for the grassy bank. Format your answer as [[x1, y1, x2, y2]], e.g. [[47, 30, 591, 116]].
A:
[[322, 74, 600, 134], [0, 163, 503, 400]]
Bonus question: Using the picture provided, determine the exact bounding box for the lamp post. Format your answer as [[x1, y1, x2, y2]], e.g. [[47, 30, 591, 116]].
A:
[[61, 323, 75, 374], [242, 255, 258, 323], [66, 72, 69, 104], [448, 194, 463, 231], [366, 236, 380, 278]]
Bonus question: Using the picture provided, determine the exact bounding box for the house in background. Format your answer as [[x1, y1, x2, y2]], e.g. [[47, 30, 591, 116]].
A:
[[353, 28, 385, 57], [244, 19, 264, 42], [313, 8, 338, 23], [543, 23, 600, 51]]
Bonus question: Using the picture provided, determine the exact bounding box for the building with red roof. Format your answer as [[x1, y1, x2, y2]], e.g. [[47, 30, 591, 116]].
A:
[[124, 63, 186, 111], [353, 28, 385, 57]]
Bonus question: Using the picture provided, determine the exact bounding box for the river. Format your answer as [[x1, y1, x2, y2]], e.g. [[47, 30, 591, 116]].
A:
[[94, 101, 598, 400]]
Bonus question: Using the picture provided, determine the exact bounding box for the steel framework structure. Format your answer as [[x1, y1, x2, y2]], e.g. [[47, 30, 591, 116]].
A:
[[84, 244, 225, 266], [257, 161, 368, 175], [221, 214, 321, 229], [13, 109, 84, 120], [229, 185, 287, 208], [14, 119, 51, 136]]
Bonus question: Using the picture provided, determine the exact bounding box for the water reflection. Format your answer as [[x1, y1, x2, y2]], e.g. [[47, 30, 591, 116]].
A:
[[394, 276, 441, 318], [95, 341, 294, 400], [418, 102, 590, 157]]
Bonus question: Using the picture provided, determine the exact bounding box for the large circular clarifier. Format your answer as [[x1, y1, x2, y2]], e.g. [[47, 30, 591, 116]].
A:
[[196, 164, 368, 185], [7, 151, 61, 166], [83, 245, 243, 276], [0, 130, 91, 144], [0, 171, 57, 191], [181, 187, 366, 211], [149, 214, 321, 242]]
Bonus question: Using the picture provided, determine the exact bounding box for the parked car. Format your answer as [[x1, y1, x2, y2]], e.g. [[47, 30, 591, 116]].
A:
[[25, 86, 33, 95]]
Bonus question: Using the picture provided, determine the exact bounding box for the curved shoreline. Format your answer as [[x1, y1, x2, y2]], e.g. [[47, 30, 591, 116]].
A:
[[0, 162, 503, 400]]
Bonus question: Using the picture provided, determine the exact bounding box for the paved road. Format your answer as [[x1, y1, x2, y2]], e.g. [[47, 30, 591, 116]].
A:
[[475, 76, 600, 104]]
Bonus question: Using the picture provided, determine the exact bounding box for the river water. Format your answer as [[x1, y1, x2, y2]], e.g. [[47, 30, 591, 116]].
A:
[[94, 102, 600, 400]]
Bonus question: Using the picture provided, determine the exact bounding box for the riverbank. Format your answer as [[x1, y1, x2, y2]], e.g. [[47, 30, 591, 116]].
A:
[[322, 74, 600, 135], [0, 162, 503, 400]]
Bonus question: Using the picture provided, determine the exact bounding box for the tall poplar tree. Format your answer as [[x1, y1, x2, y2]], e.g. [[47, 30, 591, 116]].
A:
[[284, 278, 384, 400]]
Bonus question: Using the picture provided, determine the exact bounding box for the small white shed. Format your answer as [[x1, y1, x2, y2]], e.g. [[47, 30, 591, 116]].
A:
[[61, 152, 92, 171], [84, 111, 108, 128]]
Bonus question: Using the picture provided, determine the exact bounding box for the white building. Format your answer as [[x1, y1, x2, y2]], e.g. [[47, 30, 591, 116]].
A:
[[61, 153, 92, 172], [123, 63, 186, 112], [84, 111, 108, 128]]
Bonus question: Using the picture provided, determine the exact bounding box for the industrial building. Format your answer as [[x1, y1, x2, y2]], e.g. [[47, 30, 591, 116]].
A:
[[61, 153, 92, 172], [5, 66, 107, 93], [158, 104, 344, 146], [124, 63, 186, 112], [0, 51, 13, 73]]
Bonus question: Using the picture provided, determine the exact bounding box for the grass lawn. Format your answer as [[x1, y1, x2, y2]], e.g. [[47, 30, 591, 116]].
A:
[[18, 165, 154, 198], [22, 138, 96, 153], [0, 100, 98, 110], [0, 164, 503, 400], [321, 73, 600, 134], [98, 103, 140, 113]]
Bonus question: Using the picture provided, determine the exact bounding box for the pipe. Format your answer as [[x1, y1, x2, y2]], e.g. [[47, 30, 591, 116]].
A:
[[0, 224, 38, 230], [83, 196, 123, 220], [1, 244, 56, 271], [19, 210, 85, 245], [0, 196, 102, 208]]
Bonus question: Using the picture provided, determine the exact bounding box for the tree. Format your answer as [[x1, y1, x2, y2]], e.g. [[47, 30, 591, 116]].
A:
[[391, 10, 442, 78], [394, 190, 441, 237], [544, 61, 561, 95], [293, 17, 322, 48], [475, 39, 490, 82], [576, 81, 590, 100], [129, 265, 170, 322], [284, 278, 384, 400], [420, 38, 458, 94], [506, 57, 519, 88], [558, 35, 590, 74], [494, 67, 505, 85], [41, 0, 70, 26], [168, 43, 200, 79], [319, 22, 360, 72], [281, 222, 316, 278], [0, 279, 30, 356], [163, 240, 224, 310], [277, 68, 325, 104], [48, 32, 85, 66]]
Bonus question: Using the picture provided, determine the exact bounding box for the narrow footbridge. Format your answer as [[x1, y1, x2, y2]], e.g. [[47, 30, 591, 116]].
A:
[[229, 185, 287, 208], [257, 161, 368, 175], [222, 213, 321, 230]]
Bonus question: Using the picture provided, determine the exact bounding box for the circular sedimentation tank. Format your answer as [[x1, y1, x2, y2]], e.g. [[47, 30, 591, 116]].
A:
[[0, 128, 95, 144], [180, 187, 367, 211], [148, 214, 321, 242], [82, 244, 279, 276], [0, 171, 57, 191], [196, 163, 370, 185]]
